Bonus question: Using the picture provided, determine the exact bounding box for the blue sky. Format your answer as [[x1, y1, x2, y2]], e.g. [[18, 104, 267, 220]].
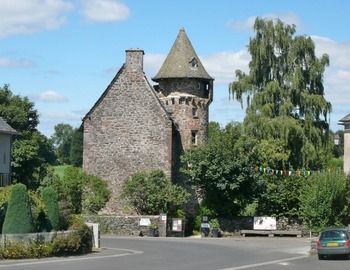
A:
[[1, 0, 349, 137]]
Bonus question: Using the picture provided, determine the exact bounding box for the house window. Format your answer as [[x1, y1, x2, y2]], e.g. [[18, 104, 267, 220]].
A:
[[3, 153, 6, 164], [191, 131, 198, 145]]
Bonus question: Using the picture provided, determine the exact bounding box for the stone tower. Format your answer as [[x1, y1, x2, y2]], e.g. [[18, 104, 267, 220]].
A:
[[152, 27, 214, 183]]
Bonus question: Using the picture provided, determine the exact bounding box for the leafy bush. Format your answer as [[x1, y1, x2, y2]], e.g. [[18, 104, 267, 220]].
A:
[[41, 187, 60, 231], [29, 191, 49, 232], [0, 224, 93, 259], [0, 186, 13, 234], [2, 184, 34, 234], [52, 223, 93, 255], [82, 174, 111, 214], [300, 172, 350, 231], [121, 169, 190, 215]]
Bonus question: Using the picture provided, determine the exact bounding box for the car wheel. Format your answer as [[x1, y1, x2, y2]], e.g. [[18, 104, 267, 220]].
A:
[[318, 254, 325, 260]]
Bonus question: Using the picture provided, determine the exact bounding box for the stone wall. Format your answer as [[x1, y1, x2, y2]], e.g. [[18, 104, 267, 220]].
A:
[[84, 215, 165, 237], [218, 216, 307, 236], [84, 215, 309, 237]]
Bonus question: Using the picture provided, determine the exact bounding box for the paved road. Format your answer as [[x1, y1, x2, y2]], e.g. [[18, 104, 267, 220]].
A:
[[0, 236, 348, 270]]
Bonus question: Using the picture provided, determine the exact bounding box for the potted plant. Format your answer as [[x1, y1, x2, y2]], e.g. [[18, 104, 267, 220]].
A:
[[148, 222, 158, 237], [209, 218, 220, 237]]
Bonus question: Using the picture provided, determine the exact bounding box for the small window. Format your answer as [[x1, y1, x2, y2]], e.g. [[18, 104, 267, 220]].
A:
[[190, 58, 198, 68], [3, 153, 6, 164], [191, 131, 198, 145], [192, 107, 198, 118]]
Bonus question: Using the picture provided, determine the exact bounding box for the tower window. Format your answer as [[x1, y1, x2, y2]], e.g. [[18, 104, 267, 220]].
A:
[[191, 130, 198, 145], [192, 107, 198, 118], [190, 58, 198, 69]]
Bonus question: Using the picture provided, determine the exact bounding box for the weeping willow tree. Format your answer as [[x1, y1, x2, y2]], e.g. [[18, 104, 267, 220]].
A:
[[229, 17, 333, 170]]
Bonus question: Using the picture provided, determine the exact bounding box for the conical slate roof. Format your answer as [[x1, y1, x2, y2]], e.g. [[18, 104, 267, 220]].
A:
[[152, 27, 213, 81], [0, 117, 17, 134]]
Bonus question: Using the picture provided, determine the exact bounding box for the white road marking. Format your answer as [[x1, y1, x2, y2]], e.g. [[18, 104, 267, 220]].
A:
[[0, 248, 143, 268], [219, 255, 308, 270]]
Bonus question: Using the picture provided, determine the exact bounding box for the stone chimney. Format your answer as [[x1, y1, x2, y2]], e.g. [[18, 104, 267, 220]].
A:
[[125, 49, 144, 72]]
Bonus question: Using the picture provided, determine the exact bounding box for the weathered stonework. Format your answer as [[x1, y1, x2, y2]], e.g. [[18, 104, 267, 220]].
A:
[[83, 50, 172, 213], [82, 29, 214, 214]]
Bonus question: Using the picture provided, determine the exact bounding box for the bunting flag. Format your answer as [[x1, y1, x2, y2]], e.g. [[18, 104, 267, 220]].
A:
[[256, 165, 342, 176]]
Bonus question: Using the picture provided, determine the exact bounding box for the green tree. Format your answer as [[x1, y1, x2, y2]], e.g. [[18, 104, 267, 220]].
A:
[[0, 84, 55, 189], [45, 167, 110, 215], [70, 130, 83, 167], [59, 167, 85, 214], [181, 122, 260, 217], [82, 174, 111, 214], [2, 183, 34, 234], [255, 174, 304, 218], [51, 123, 74, 164], [121, 169, 191, 215], [229, 18, 332, 170], [41, 187, 60, 231], [299, 173, 350, 232]]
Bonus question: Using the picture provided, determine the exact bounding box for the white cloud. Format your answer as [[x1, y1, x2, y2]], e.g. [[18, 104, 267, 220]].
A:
[[313, 35, 350, 70], [0, 58, 34, 67], [144, 53, 166, 79], [33, 90, 68, 102], [80, 0, 130, 22], [201, 50, 250, 85], [229, 12, 302, 32], [0, 0, 73, 39], [41, 111, 81, 120]]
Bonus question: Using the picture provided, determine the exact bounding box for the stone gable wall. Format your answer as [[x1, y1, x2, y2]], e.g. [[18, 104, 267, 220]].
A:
[[83, 51, 173, 214]]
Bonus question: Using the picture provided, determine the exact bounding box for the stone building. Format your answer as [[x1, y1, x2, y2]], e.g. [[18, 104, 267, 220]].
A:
[[82, 28, 214, 213], [0, 117, 17, 186], [339, 113, 350, 175]]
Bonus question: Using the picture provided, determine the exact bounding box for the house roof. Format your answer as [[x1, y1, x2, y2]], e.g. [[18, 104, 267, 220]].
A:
[[0, 117, 18, 134], [339, 113, 350, 123], [152, 27, 213, 81]]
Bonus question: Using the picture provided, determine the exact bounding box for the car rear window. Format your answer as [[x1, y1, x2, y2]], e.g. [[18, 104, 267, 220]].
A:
[[321, 230, 349, 240]]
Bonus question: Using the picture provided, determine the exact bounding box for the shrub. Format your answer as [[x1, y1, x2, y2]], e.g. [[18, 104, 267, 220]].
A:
[[52, 224, 93, 255], [29, 191, 49, 232], [2, 184, 34, 234], [0, 186, 13, 234], [82, 174, 111, 214], [42, 187, 60, 231], [121, 169, 191, 215]]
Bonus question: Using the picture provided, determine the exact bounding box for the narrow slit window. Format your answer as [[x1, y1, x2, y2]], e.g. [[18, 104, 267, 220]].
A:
[[192, 107, 198, 118], [191, 131, 198, 145]]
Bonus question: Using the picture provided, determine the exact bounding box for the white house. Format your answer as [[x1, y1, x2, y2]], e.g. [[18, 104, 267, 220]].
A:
[[339, 113, 350, 175], [0, 117, 17, 186]]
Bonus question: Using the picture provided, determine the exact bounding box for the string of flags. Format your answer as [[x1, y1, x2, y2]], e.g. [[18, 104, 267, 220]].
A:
[[256, 166, 342, 176]]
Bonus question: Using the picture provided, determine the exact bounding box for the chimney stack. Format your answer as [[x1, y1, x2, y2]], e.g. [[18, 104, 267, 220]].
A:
[[125, 49, 144, 72]]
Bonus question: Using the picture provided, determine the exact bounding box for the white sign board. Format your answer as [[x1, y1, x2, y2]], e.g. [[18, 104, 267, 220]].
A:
[[139, 218, 151, 226], [253, 217, 276, 230]]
